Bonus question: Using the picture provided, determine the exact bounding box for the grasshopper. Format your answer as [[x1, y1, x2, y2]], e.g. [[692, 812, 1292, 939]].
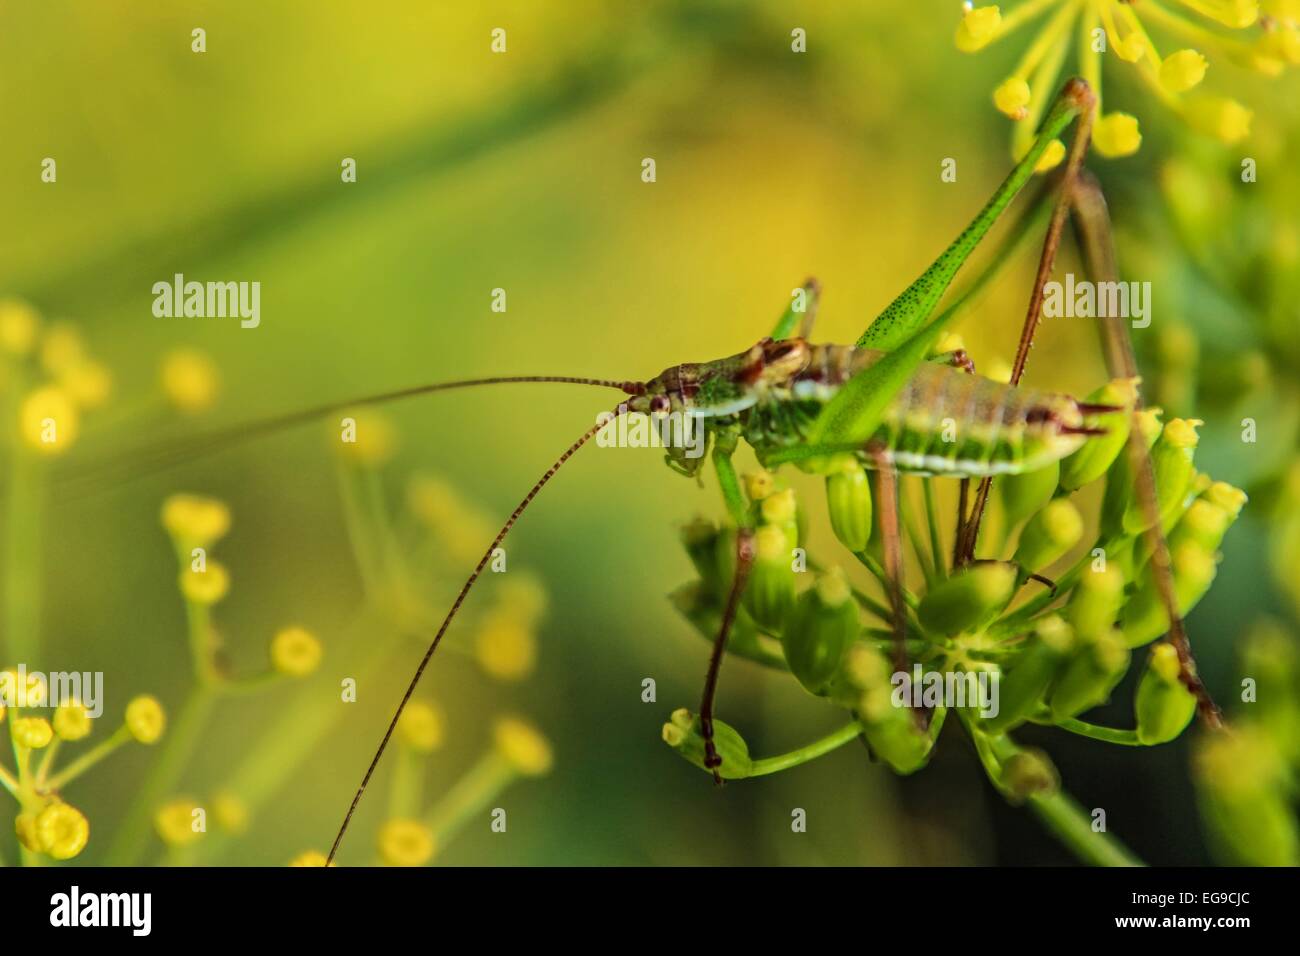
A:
[[59, 78, 1221, 863]]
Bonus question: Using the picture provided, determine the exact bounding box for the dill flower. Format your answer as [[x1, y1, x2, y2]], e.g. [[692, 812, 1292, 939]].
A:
[[289, 850, 332, 867], [19, 385, 79, 454], [178, 561, 231, 605], [38, 322, 85, 373], [161, 493, 231, 549], [154, 798, 204, 847], [211, 791, 250, 834], [377, 819, 436, 867], [269, 626, 323, 677], [406, 474, 495, 564], [160, 348, 220, 413], [58, 359, 113, 410], [0, 298, 40, 355], [125, 694, 167, 744], [52, 701, 93, 741], [14, 813, 41, 852], [493, 716, 553, 777], [1, 667, 48, 706], [335, 409, 396, 466], [12, 717, 54, 749], [474, 610, 538, 681], [956, 0, 1279, 157], [36, 802, 90, 860], [397, 700, 446, 753]]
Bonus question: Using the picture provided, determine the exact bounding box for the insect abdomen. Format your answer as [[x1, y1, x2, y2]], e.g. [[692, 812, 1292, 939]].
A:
[[754, 345, 1088, 477]]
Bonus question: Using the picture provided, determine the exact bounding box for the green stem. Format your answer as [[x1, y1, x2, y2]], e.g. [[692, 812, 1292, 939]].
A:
[[1026, 788, 1144, 867], [426, 752, 516, 851], [922, 478, 947, 580], [102, 687, 217, 864], [3, 451, 45, 665], [0, 763, 18, 798], [42, 726, 132, 791], [748, 721, 864, 777], [1053, 717, 1143, 746]]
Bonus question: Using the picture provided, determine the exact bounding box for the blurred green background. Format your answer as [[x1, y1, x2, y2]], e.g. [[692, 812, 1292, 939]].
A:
[[2, 0, 1297, 865]]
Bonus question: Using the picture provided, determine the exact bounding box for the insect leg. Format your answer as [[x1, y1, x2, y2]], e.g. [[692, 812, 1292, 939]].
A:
[[955, 79, 1098, 567], [769, 277, 822, 341], [1070, 170, 1222, 727], [698, 433, 755, 784], [869, 446, 910, 680], [857, 78, 1095, 351]]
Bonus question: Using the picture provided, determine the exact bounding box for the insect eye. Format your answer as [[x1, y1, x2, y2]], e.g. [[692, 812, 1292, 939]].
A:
[[650, 395, 671, 414]]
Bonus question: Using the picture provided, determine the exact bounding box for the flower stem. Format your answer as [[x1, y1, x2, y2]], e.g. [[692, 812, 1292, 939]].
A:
[[426, 752, 515, 851], [748, 721, 865, 777], [1054, 717, 1143, 746], [43, 726, 131, 792], [1026, 788, 1145, 867]]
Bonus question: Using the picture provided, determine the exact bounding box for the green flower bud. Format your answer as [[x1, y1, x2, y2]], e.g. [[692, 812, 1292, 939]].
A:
[[782, 568, 861, 694], [661, 708, 754, 780], [743, 525, 797, 631], [669, 583, 781, 669], [1134, 643, 1197, 745], [1121, 541, 1218, 647], [825, 457, 873, 553], [999, 748, 1060, 803], [917, 563, 1017, 637], [1121, 418, 1201, 536], [998, 461, 1059, 532], [858, 682, 939, 775], [1066, 565, 1125, 640], [1100, 407, 1163, 538], [1169, 482, 1247, 554], [1058, 378, 1139, 491], [980, 616, 1073, 735], [681, 517, 722, 592], [1047, 629, 1131, 721], [1195, 728, 1299, 866], [759, 486, 805, 548], [1013, 499, 1084, 575]]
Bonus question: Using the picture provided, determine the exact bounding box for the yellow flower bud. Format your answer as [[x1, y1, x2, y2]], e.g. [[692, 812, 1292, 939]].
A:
[[993, 77, 1031, 119], [178, 561, 230, 605], [161, 348, 220, 413], [1035, 139, 1066, 173], [474, 612, 536, 681], [742, 470, 776, 503], [37, 802, 90, 860], [398, 700, 446, 753], [161, 493, 231, 548], [336, 410, 396, 465], [52, 701, 93, 741], [1187, 96, 1252, 143], [1093, 113, 1142, 158], [212, 791, 249, 834], [0, 299, 41, 355], [493, 715, 553, 776], [58, 359, 113, 410], [1208, 0, 1259, 27], [125, 694, 166, 744], [1160, 50, 1208, 93], [289, 850, 332, 867], [270, 626, 323, 677], [19, 386, 79, 455], [956, 6, 1002, 52], [1, 667, 48, 706], [154, 798, 204, 847], [15, 812, 41, 852], [377, 819, 436, 867], [13, 717, 53, 749], [39, 322, 85, 374], [497, 575, 548, 623]]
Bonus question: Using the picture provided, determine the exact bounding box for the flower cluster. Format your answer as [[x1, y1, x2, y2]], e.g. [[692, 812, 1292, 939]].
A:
[[956, 1, 1298, 160], [1, 669, 166, 863], [665, 382, 1243, 861]]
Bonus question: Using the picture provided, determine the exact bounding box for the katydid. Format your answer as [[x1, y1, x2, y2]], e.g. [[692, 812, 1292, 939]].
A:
[[54, 77, 1222, 864]]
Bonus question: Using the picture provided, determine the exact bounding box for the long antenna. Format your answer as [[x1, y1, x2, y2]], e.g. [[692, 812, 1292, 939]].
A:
[[326, 406, 627, 863], [54, 375, 640, 495]]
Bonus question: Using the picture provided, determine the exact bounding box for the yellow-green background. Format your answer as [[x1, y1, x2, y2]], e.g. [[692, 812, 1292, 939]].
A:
[[2, 1, 1296, 865]]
